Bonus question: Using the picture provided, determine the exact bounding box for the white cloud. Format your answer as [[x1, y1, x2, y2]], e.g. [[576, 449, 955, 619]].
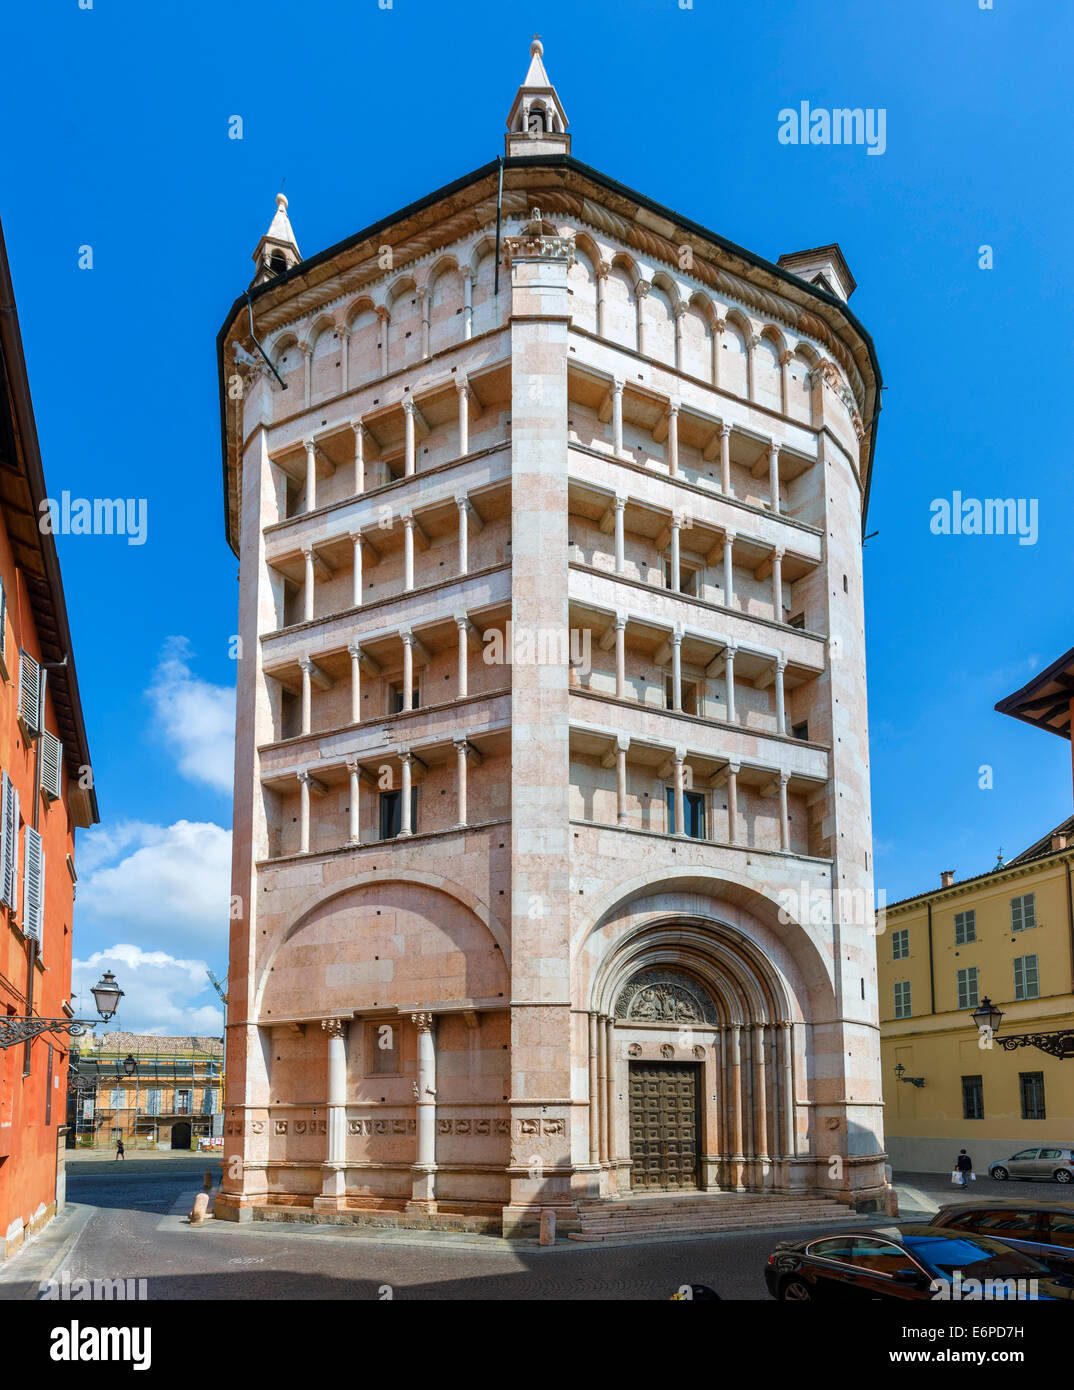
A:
[[72, 945, 224, 1039], [78, 820, 232, 953], [146, 637, 235, 795]]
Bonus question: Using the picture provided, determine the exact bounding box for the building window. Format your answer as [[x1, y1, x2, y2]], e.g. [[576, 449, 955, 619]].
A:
[[367, 1020, 401, 1075], [664, 675, 700, 716], [961, 1074, 984, 1120], [388, 683, 420, 715], [1014, 953, 1040, 1001], [146, 1089, 162, 1116], [665, 787, 705, 839], [893, 980, 911, 1019], [201, 1089, 218, 1115], [957, 966, 979, 1010], [1011, 893, 1036, 932], [891, 929, 909, 961], [664, 559, 699, 596], [792, 721, 809, 741], [379, 788, 418, 839], [109, 1089, 124, 1110], [176, 1090, 192, 1115], [1019, 1071, 1046, 1121], [954, 910, 976, 944]]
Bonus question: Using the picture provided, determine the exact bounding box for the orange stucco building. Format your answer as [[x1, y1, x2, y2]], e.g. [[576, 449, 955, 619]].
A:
[[0, 217, 99, 1258]]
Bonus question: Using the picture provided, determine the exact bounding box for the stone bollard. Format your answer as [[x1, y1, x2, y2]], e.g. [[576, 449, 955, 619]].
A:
[[539, 1209, 556, 1246], [190, 1191, 210, 1225]]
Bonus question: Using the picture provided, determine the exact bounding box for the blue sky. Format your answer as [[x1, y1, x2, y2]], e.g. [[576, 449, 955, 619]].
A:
[[1, 0, 1070, 1032]]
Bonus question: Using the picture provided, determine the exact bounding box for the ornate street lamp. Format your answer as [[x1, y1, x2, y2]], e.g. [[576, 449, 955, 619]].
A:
[[971, 995, 1004, 1036], [123, 1053, 138, 1077], [0, 970, 125, 1049], [969, 993, 1074, 1059], [894, 1061, 925, 1088]]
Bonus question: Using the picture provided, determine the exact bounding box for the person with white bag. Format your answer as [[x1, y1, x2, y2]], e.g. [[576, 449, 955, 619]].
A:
[[952, 1149, 974, 1188]]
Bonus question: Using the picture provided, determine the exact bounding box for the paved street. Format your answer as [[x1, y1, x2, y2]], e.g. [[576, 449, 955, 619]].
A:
[[0, 1158, 1056, 1302]]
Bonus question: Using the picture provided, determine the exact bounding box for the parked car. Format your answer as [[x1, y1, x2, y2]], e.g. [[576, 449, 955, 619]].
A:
[[989, 1147, 1074, 1183], [930, 1201, 1074, 1279], [764, 1225, 1073, 1301]]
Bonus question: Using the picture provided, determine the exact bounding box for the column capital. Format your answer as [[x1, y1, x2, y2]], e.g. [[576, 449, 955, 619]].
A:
[[301, 544, 315, 559], [727, 760, 741, 775], [635, 280, 651, 299], [347, 643, 362, 659], [612, 377, 624, 394], [321, 1019, 346, 1039], [670, 629, 683, 647], [747, 333, 760, 350], [779, 771, 791, 786], [778, 349, 792, 366], [614, 734, 630, 753], [772, 546, 785, 561], [375, 305, 391, 324], [456, 378, 470, 398], [752, 1020, 767, 1036], [614, 611, 627, 630], [402, 396, 416, 416], [337, 323, 352, 342], [724, 642, 738, 659], [614, 494, 627, 513], [673, 744, 687, 765], [769, 438, 781, 456], [411, 1012, 434, 1032], [299, 340, 314, 360], [349, 529, 364, 545], [723, 528, 736, 544], [667, 398, 681, 416], [298, 655, 314, 673], [719, 421, 732, 438], [776, 657, 787, 673]]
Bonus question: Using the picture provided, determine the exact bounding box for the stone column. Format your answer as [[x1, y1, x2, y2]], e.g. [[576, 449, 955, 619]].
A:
[[376, 307, 389, 375], [408, 1013, 437, 1212], [611, 378, 624, 457], [667, 400, 680, 477], [302, 547, 315, 623], [403, 513, 416, 591], [752, 1023, 769, 1181], [348, 645, 361, 724], [719, 422, 732, 497], [726, 760, 740, 846], [604, 1017, 615, 1169], [673, 748, 686, 837], [456, 616, 469, 698], [780, 1021, 795, 1158], [315, 1019, 348, 1210], [745, 334, 758, 401], [670, 631, 683, 712], [339, 325, 351, 395], [734, 1022, 749, 1189], [298, 770, 312, 854], [635, 282, 649, 356], [456, 496, 470, 576], [614, 615, 626, 699], [722, 530, 735, 610], [597, 1015, 608, 1162], [398, 752, 413, 837], [724, 644, 737, 723], [774, 659, 787, 735], [401, 633, 415, 711], [299, 656, 313, 736], [672, 307, 684, 372], [304, 437, 317, 513], [351, 532, 363, 608], [454, 738, 469, 827], [595, 265, 607, 337], [403, 399, 416, 477], [771, 548, 784, 622], [588, 1014, 600, 1165], [779, 350, 792, 415], [462, 269, 473, 339], [768, 440, 781, 515], [615, 736, 628, 825], [613, 496, 626, 574], [346, 759, 361, 843], [778, 773, 790, 851], [352, 421, 365, 495], [669, 515, 681, 592], [418, 287, 430, 359], [457, 381, 470, 457], [301, 342, 312, 409]]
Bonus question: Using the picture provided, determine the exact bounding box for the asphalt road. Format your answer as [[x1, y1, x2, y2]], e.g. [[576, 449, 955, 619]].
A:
[[0, 1160, 1065, 1302]]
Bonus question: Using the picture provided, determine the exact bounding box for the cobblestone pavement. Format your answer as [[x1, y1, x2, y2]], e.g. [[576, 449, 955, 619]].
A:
[[1, 1166, 1065, 1302]]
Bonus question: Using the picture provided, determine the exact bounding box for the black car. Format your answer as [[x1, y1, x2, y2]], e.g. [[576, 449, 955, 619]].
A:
[[930, 1200, 1074, 1279], [764, 1224, 1074, 1301]]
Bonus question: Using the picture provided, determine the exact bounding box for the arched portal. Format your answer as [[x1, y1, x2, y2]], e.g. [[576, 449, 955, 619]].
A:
[[586, 914, 808, 1196]]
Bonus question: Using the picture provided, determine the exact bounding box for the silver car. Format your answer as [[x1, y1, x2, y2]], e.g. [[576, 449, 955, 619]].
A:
[[989, 1147, 1074, 1183]]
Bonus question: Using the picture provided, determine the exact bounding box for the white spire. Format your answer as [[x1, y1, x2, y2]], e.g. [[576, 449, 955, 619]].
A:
[[505, 36, 571, 158], [250, 192, 302, 287]]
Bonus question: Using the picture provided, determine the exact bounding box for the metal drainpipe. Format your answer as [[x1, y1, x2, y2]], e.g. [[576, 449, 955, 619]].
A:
[[926, 901, 936, 1015], [1065, 858, 1074, 994]]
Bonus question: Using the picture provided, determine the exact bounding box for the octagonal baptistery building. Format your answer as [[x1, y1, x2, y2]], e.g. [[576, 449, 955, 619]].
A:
[[214, 43, 890, 1235]]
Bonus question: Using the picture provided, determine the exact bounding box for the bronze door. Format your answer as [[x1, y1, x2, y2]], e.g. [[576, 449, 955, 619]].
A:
[[629, 1062, 700, 1191]]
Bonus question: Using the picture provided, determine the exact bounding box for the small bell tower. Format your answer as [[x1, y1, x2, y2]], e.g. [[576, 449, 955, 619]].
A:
[[250, 192, 301, 287], [505, 37, 570, 158]]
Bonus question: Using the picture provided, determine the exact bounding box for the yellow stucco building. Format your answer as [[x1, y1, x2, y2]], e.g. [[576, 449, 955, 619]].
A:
[[880, 647, 1074, 1172]]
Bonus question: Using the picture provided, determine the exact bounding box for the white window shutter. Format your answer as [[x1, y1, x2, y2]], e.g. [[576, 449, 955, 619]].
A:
[[1, 772, 19, 910], [23, 826, 43, 941], [40, 731, 62, 802], [18, 650, 40, 734]]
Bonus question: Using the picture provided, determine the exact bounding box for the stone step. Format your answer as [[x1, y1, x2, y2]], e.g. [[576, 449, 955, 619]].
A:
[[577, 1207, 851, 1228], [577, 1201, 849, 1220], [568, 1209, 858, 1242]]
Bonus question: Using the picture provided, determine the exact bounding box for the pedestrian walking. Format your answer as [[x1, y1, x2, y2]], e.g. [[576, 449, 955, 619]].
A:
[[954, 1148, 973, 1188], [115, 1138, 125, 1161]]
